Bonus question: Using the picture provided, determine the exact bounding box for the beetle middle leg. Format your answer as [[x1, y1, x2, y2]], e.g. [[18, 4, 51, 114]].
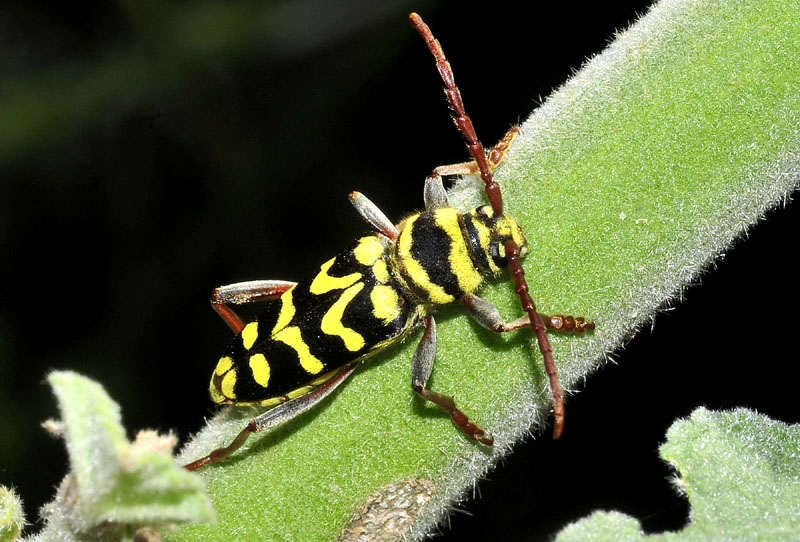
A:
[[411, 314, 494, 446], [462, 292, 593, 438], [348, 191, 399, 240]]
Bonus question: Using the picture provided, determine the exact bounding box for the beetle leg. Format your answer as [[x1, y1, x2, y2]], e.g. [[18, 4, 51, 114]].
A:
[[462, 292, 593, 439], [348, 191, 399, 240], [184, 360, 359, 471], [462, 293, 595, 334], [486, 126, 519, 170], [431, 160, 481, 177], [430, 127, 520, 181], [411, 314, 493, 446], [425, 126, 519, 211], [423, 174, 449, 209], [211, 280, 297, 334]]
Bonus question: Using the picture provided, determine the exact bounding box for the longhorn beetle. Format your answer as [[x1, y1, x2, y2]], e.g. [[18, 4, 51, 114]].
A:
[[184, 13, 594, 471]]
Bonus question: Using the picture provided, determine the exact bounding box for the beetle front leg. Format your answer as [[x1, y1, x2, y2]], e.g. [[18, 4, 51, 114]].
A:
[[430, 126, 520, 180], [411, 314, 493, 446], [210, 280, 297, 334], [462, 293, 595, 334], [423, 127, 519, 212]]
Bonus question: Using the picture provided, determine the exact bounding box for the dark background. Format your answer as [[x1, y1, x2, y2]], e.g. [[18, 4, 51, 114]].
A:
[[1, 1, 797, 540]]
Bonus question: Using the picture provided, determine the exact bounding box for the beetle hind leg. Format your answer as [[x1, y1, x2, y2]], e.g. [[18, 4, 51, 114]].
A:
[[184, 360, 360, 471], [211, 280, 297, 334]]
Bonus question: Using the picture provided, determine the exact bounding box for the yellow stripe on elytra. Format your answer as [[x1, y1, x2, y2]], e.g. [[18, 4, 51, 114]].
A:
[[435, 210, 482, 294], [209, 386, 226, 404], [287, 385, 314, 399], [258, 396, 283, 408], [353, 236, 385, 266], [372, 258, 390, 283], [310, 258, 362, 295], [258, 370, 337, 405], [273, 325, 324, 374], [321, 283, 365, 351], [371, 284, 402, 325], [210, 357, 234, 403], [241, 321, 258, 350], [273, 286, 296, 334], [214, 356, 233, 376], [220, 370, 237, 400], [397, 214, 454, 304], [248, 353, 270, 388]]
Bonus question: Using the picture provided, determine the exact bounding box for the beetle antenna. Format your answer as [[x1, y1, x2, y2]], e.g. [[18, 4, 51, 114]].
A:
[[409, 12, 566, 439], [409, 13, 504, 215]]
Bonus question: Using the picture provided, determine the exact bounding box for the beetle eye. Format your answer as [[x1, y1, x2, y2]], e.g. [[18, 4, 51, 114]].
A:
[[477, 207, 487, 216]]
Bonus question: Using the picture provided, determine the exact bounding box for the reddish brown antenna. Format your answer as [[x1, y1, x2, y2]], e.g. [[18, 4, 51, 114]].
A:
[[409, 13, 504, 215], [409, 12, 570, 438]]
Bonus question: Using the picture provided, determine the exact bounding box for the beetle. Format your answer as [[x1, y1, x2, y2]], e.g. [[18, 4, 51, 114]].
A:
[[184, 12, 593, 471]]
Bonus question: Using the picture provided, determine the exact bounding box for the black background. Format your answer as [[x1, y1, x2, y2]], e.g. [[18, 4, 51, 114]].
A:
[[1, 1, 797, 540]]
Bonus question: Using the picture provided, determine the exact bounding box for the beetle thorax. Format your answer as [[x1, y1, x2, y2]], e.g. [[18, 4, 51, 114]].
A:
[[391, 205, 528, 306], [391, 208, 480, 305]]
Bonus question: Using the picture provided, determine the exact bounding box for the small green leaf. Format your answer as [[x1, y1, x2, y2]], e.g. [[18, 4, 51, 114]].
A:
[[0, 486, 25, 542], [34, 371, 214, 539], [661, 408, 800, 540], [557, 511, 643, 542], [556, 408, 800, 541], [48, 371, 128, 512]]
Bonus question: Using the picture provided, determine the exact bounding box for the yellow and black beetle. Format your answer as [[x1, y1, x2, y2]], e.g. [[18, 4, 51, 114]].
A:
[[185, 13, 593, 471]]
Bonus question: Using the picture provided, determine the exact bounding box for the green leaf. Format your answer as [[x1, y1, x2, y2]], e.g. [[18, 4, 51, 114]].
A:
[[0, 486, 25, 542], [29, 372, 213, 541], [173, 0, 800, 540], [555, 408, 800, 541]]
